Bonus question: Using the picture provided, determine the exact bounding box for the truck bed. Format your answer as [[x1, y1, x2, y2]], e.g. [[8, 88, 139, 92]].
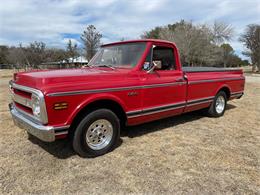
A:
[[183, 67, 242, 73]]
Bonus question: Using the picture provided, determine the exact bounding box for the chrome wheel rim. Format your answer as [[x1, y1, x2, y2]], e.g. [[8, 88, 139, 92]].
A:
[[215, 96, 225, 114], [86, 119, 113, 150]]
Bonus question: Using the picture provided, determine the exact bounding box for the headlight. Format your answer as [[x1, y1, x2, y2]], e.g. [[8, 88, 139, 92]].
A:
[[31, 95, 41, 118]]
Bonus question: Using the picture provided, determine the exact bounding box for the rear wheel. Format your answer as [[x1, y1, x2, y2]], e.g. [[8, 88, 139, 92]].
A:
[[73, 109, 120, 157], [207, 91, 227, 117]]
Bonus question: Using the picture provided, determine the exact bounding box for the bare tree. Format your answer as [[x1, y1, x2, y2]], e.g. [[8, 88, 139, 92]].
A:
[[45, 48, 67, 63], [66, 39, 79, 62], [0, 45, 9, 64], [7, 44, 28, 70], [81, 25, 102, 61], [142, 26, 162, 39], [4, 42, 69, 70], [211, 21, 234, 44], [221, 43, 234, 67], [159, 22, 194, 64], [25, 41, 46, 68], [159, 21, 222, 66], [239, 24, 260, 71], [143, 20, 236, 67]]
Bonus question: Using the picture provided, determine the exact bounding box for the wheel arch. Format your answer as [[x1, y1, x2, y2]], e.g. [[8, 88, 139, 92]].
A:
[[215, 85, 231, 99], [67, 94, 127, 133]]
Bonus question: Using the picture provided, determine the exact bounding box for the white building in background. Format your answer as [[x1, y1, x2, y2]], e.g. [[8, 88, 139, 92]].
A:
[[62, 56, 88, 64], [40, 55, 88, 69]]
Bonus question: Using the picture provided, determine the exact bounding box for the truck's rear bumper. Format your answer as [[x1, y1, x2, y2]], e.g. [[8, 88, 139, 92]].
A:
[[9, 103, 69, 142]]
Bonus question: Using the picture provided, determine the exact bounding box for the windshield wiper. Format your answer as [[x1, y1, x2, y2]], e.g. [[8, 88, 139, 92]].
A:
[[94, 64, 116, 70]]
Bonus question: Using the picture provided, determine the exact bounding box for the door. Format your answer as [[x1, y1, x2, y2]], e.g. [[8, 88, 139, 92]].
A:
[[140, 43, 187, 121]]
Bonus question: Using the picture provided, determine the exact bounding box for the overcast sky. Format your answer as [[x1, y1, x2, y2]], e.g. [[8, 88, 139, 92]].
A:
[[0, 0, 259, 59]]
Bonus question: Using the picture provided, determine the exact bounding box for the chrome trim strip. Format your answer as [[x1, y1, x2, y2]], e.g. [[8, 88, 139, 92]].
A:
[[12, 93, 32, 108], [55, 131, 69, 136], [126, 101, 186, 115], [48, 86, 139, 97], [47, 77, 244, 97], [186, 100, 213, 107], [10, 81, 48, 124], [126, 101, 186, 116], [183, 68, 242, 73], [127, 105, 185, 118], [47, 82, 186, 97], [126, 109, 142, 115], [230, 93, 243, 97], [230, 91, 244, 98], [231, 91, 244, 95], [127, 96, 215, 118], [143, 82, 186, 88], [189, 77, 245, 85], [54, 125, 70, 130], [127, 91, 241, 119], [187, 96, 214, 104]]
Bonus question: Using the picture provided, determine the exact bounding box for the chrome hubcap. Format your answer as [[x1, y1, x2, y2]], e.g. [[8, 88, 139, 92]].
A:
[[86, 119, 113, 150], [215, 96, 225, 114]]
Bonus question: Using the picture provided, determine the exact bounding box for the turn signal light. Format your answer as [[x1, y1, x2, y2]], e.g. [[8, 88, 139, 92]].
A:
[[53, 102, 68, 110]]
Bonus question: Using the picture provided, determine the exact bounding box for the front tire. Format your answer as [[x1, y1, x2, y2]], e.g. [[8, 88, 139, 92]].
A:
[[73, 109, 120, 157], [207, 91, 227, 117]]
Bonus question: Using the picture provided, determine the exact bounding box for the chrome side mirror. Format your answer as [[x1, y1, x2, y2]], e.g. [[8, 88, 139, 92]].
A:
[[147, 60, 162, 73]]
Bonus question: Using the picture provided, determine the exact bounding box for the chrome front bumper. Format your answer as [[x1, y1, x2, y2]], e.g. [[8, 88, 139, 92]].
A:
[[9, 103, 69, 142]]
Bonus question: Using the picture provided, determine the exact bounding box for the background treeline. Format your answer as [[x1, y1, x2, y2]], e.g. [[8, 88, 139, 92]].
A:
[[0, 42, 72, 69], [0, 20, 259, 70], [142, 20, 251, 67], [0, 25, 102, 70]]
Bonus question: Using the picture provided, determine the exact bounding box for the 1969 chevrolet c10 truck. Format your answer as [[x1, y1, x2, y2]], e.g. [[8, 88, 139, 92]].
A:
[[9, 39, 245, 157]]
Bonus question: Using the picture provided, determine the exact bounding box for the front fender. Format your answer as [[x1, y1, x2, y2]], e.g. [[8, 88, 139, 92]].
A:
[[65, 93, 127, 125]]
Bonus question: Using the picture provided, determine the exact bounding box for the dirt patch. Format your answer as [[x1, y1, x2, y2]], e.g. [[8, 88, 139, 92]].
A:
[[0, 70, 259, 194]]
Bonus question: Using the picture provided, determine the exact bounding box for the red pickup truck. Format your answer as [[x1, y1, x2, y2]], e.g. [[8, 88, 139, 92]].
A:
[[9, 39, 245, 157]]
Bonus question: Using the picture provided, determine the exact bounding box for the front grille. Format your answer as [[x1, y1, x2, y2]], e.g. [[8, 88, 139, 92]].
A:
[[11, 86, 33, 116], [13, 88, 31, 99], [14, 102, 33, 114], [9, 81, 48, 124]]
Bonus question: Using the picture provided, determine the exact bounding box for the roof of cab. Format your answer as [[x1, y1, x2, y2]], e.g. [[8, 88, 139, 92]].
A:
[[102, 39, 176, 47]]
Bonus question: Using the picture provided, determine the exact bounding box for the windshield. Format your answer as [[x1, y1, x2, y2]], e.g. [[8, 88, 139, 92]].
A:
[[88, 42, 147, 68]]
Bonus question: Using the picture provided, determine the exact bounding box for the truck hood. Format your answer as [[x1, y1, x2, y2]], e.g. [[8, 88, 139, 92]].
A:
[[14, 68, 133, 94]]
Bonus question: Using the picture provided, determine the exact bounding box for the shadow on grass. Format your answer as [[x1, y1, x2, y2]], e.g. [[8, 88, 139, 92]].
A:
[[122, 103, 237, 138], [122, 110, 203, 138], [28, 134, 123, 159], [28, 103, 236, 159], [28, 136, 75, 158]]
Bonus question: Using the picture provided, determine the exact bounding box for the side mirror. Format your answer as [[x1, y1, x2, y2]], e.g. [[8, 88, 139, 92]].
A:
[[147, 60, 162, 73]]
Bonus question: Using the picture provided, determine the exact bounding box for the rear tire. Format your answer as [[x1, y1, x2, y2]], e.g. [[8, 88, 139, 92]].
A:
[[73, 109, 120, 157], [207, 91, 227, 117]]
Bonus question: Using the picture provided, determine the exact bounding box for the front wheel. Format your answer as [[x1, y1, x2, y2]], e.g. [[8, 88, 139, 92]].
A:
[[207, 91, 227, 117], [73, 109, 120, 157]]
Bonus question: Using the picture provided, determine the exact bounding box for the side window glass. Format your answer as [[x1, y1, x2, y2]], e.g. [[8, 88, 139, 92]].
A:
[[152, 46, 176, 70]]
